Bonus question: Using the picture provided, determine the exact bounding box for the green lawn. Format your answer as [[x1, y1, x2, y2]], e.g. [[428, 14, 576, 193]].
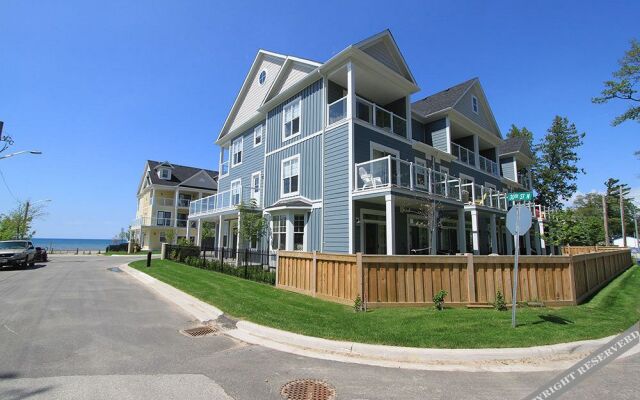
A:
[[129, 259, 640, 348], [104, 251, 159, 256]]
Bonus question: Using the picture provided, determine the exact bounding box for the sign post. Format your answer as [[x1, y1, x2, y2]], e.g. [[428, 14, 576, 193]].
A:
[[506, 202, 532, 328]]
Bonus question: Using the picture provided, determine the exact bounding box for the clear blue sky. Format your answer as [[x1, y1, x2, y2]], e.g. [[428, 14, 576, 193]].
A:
[[1, 0, 638, 239]]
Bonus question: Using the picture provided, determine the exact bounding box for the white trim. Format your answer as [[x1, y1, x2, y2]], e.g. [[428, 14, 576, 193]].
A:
[[280, 154, 301, 198], [250, 171, 261, 205], [359, 208, 387, 254], [265, 130, 322, 157], [369, 141, 400, 160], [282, 97, 302, 143], [253, 124, 263, 147], [258, 69, 267, 86], [231, 137, 243, 168], [458, 172, 473, 183], [414, 157, 427, 189], [439, 165, 449, 175], [230, 178, 242, 205]]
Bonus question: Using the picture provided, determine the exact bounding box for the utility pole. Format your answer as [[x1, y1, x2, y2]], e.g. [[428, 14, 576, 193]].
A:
[[602, 194, 609, 245], [620, 186, 626, 247], [22, 201, 30, 239], [634, 213, 638, 249]]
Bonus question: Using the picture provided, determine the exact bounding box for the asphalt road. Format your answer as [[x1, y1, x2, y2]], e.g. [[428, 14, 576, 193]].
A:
[[0, 255, 637, 400]]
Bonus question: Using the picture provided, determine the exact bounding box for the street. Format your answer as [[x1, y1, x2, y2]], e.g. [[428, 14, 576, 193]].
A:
[[0, 255, 637, 400]]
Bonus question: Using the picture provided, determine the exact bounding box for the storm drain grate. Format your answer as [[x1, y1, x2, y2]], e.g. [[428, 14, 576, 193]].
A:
[[180, 325, 217, 337], [280, 379, 336, 400]]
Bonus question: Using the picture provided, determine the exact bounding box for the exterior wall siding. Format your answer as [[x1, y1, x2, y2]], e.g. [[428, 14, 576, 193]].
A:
[[500, 156, 517, 182], [323, 123, 350, 253], [263, 135, 323, 206], [353, 123, 413, 163], [266, 79, 323, 153], [431, 128, 448, 152], [453, 85, 498, 137], [217, 121, 266, 205], [307, 207, 322, 251]]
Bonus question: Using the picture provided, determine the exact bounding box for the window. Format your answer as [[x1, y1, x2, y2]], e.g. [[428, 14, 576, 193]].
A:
[[157, 211, 171, 226], [283, 99, 301, 140], [281, 155, 300, 196], [220, 146, 230, 176], [159, 232, 167, 243], [231, 137, 243, 166], [178, 193, 192, 207], [231, 179, 241, 205], [258, 70, 267, 85], [272, 215, 287, 250], [439, 165, 449, 175], [472, 95, 479, 114], [250, 171, 261, 204], [159, 168, 171, 180], [294, 214, 305, 250], [253, 124, 263, 146], [177, 213, 188, 227], [414, 158, 427, 188]]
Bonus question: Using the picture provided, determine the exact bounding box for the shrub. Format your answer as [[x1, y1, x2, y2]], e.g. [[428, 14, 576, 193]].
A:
[[433, 290, 448, 310], [353, 294, 363, 312], [494, 291, 507, 311]]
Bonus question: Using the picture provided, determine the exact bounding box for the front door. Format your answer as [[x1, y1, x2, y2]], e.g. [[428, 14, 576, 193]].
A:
[[364, 222, 387, 254], [229, 220, 238, 252]]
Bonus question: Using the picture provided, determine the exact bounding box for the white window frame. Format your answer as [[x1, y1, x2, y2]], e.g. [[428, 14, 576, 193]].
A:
[[250, 171, 261, 205], [359, 208, 387, 254], [282, 98, 302, 142], [271, 214, 287, 251], [219, 145, 230, 177], [159, 168, 171, 180], [231, 137, 243, 167], [484, 182, 497, 190], [369, 142, 400, 160], [230, 179, 242, 205], [293, 213, 306, 251], [439, 165, 449, 175], [253, 124, 263, 147], [471, 95, 479, 114], [280, 154, 300, 198], [258, 69, 267, 86]]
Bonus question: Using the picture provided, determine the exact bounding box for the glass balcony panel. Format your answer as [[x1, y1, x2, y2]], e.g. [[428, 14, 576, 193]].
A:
[[328, 97, 347, 125], [355, 157, 390, 191], [355, 98, 372, 123], [375, 108, 392, 132], [392, 115, 406, 138]]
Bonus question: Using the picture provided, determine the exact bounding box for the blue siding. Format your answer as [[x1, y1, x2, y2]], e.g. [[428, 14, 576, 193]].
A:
[[323, 123, 350, 253], [266, 79, 324, 153], [307, 207, 322, 251], [217, 122, 265, 203], [263, 135, 323, 206], [353, 124, 413, 163]]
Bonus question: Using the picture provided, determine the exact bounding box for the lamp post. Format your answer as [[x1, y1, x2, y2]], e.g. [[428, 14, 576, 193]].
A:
[[0, 150, 42, 160]]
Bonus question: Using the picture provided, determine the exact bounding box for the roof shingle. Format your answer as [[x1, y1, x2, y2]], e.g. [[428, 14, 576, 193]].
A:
[[411, 78, 477, 118], [147, 160, 218, 190]]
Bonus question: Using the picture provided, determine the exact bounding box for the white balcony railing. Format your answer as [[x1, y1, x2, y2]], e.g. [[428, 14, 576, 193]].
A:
[[131, 217, 190, 228], [355, 97, 407, 138], [155, 197, 174, 207], [188, 187, 243, 218], [327, 96, 347, 125], [478, 154, 499, 176], [451, 142, 475, 167], [177, 198, 191, 208], [353, 155, 508, 211]]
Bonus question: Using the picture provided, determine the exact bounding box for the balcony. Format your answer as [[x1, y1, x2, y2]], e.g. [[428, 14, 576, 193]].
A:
[[155, 198, 174, 207], [518, 172, 531, 189], [478, 154, 499, 176], [354, 156, 508, 210], [177, 198, 191, 208], [451, 142, 475, 167], [131, 216, 189, 228], [326, 95, 407, 138], [188, 187, 243, 218]]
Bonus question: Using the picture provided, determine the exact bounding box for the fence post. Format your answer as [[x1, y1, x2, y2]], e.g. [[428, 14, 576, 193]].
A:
[[356, 252, 365, 310], [311, 251, 317, 297], [467, 253, 476, 304], [275, 251, 280, 287], [567, 254, 578, 305]]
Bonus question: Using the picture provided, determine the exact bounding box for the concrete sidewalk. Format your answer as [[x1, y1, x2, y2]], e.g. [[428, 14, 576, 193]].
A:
[[120, 264, 639, 373]]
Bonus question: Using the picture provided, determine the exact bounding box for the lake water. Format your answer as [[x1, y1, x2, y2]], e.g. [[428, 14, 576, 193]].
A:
[[31, 238, 125, 251]]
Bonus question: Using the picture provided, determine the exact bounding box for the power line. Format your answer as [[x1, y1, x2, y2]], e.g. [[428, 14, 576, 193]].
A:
[[0, 167, 19, 203]]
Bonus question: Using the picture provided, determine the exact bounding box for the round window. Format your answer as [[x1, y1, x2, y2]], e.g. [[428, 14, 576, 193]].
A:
[[258, 70, 267, 85]]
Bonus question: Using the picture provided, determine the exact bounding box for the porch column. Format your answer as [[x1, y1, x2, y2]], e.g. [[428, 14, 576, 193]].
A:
[[470, 209, 480, 255], [505, 227, 513, 255], [473, 135, 480, 167], [489, 214, 498, 254], [538, 218, 547, 255], [430, 209, 439, 255], [457, 208, 467, 253], [347, 62, 355, 119], [217, 215, 224, 248], [196, 219, 202, 246], [385, 194, 395, 255], [174, 189, 179, 227], [525, 231, 532, 255], [185, 219, 191, 241]]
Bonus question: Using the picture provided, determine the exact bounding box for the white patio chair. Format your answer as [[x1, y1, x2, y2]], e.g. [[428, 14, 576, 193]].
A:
[[359, 167, 383, 189]]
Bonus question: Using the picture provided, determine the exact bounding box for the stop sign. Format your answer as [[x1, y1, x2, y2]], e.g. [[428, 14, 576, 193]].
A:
[[506, 204, 532, 236]]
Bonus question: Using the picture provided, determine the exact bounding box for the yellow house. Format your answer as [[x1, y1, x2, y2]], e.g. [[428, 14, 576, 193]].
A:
[[131, 160, 218, 251]]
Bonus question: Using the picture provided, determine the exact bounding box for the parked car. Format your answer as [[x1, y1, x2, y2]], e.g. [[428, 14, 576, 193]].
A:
[[0, 240, 36, 268], [34, 247, 48, 262]]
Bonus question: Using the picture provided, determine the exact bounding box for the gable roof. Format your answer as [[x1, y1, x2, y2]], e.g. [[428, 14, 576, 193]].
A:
[[354, 29, 417, 85], [411, 78, 477, 118], [146, 160, 218, 190], [498, 137, 534, 159]]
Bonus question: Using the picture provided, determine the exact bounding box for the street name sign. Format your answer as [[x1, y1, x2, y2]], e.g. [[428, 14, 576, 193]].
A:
[[507, 192, 533, 202]]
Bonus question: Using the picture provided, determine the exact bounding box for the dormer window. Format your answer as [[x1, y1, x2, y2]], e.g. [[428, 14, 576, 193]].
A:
[[472, 95, 479, 114], [159, 168, 171, 180]]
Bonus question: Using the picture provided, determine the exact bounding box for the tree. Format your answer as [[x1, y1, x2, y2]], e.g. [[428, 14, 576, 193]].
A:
[[544, 209, 603, 246], [532, 116, 585, 208], [401, 198, 442, 254], [164, 229, 175, 245], [506, 124, 535, 153], [237, 199, 266, 249], [603, 178, 637, 239], [593, 39, 640, 126], [0, 121, 14, 154], [0, 201, 47, 240]]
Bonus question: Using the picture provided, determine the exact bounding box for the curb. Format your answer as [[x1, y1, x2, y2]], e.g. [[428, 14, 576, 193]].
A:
[[120, 264, 639, 372]]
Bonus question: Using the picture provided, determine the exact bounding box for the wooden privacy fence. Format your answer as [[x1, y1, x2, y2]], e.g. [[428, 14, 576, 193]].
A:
[[276, 249, 633, 308], [561, 245, 621, 256]]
